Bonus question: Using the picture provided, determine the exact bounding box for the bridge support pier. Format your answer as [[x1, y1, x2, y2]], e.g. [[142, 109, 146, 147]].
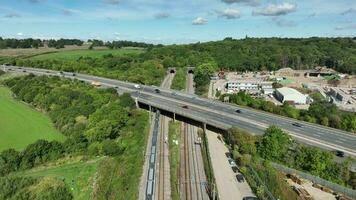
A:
[[135, 97, 139, 108], [202, 122, 206, 133], [173, 113, 176, 121], [149, 105, 153, 121]]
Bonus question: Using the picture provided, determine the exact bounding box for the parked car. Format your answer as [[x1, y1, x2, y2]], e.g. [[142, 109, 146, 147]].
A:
[[225, 152, 232, 158], [242, 197, 258, 200], [231, 166, 239, 173], [228, 158, 237, 167], [236, 174, 245, 183]]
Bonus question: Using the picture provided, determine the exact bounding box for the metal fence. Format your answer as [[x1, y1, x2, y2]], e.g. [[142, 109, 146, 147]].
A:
[[272, 163, 356, 199]]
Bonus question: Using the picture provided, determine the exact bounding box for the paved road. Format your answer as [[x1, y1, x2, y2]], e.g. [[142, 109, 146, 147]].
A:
[[4, 66, 356, 157]]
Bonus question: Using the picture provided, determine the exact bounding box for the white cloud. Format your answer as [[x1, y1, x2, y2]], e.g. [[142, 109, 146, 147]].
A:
[[154, 12, 170, 19], [4, 13, 21, 18], [103, 0, 120, 5], [218, 8, 241, 19], [253, 3, 297, 16], [192, 17, 207, 25], [340, 8, 356, 15], [17, 32, 23, 36], [273, 18, 297, 27], [221, 0, 260, 7], [334, 24, 356, 30]]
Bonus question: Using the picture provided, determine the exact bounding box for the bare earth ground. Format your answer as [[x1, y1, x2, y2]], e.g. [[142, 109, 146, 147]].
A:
[[287, 179, 336, 200]]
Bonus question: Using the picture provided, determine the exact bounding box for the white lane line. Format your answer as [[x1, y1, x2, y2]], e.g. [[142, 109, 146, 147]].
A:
[[314, 134, 321, 138]]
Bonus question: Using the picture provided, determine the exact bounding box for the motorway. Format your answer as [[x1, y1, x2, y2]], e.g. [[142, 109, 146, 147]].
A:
[[3, 65, 356, 157]]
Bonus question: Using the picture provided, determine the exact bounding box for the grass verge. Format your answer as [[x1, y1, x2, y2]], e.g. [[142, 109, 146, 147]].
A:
[[17, 157, 103, 200], [168, 121, 181, 200], [0, 86, 64, 152]]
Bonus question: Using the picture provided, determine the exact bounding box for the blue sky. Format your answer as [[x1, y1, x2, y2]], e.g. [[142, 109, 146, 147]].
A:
[[0, 0, 355, 44]]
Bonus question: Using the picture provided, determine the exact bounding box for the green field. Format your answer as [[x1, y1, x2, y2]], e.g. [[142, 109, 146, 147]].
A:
[[18, 158, 102, 200], [0, 86, 64, 152], [29, 48, 144, 61]]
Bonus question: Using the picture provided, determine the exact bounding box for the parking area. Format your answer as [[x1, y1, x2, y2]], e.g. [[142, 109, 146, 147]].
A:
[[206, 130, 255, 200]]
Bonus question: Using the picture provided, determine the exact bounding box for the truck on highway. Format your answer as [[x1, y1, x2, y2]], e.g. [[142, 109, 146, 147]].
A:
[[91, 81, 102, 87]]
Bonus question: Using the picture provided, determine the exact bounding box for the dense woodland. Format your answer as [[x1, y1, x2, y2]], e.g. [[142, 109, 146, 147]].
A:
[[0, 75, 149, 199], [0, 38, 83, 49]]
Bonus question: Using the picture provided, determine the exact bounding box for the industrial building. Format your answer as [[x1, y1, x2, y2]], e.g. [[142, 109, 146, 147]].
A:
[[275, 87, 311, 104], [226, 80, 273, 95]]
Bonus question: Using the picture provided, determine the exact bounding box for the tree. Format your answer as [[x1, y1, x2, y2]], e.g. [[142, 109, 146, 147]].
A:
[[118, 93, 136, 109], [228, 128, 257, 155], [295, 146, 334, 177], [258, 125, 291, 161]]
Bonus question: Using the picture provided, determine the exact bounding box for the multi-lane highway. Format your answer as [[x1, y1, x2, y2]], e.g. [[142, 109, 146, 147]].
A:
[[3, 65, 356, 157]]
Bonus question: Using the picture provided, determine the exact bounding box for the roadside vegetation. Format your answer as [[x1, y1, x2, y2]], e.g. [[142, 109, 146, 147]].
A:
[[225, 126, 354, 200], [168, 121, 181, 200], [221, 91, 356, 133], [0, 75, 150, 199], [171, 68, 186, 91], [0, 86, 64, 151]]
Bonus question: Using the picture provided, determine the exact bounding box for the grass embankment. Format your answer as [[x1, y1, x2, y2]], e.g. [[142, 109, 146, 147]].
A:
[[17, 157, 103, 200], [0, 86, 64, 151], [171, 68, 186, 91], [93, 111, 150, 200], [168, 121, 181, 200], [29, 48, 144, 61]]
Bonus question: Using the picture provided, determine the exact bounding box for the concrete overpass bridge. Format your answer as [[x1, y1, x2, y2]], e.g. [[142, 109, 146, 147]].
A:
[[3, 65, 356, 157]]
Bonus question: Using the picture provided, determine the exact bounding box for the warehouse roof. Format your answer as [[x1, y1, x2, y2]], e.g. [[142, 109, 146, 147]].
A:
[[276, 87, 305, 97]]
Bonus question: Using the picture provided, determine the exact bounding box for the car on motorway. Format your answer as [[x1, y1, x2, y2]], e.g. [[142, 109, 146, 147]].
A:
[[171, 92, 177, 96], [182, 105, 188, 109], [292, 122, 303, 127], [114, 86, 119, 89], [134, 84, 141, 89], [72, 73, 76, 76], [236, 174, 245, 183], [243, 196, 258, 200], [22, 70, 27, 72], [335, 150, 345, 157], [154, 88, 160, 93], [235, 109, 242, 113]]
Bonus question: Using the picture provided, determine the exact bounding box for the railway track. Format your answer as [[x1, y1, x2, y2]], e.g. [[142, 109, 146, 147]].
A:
[[157, 73, 173, 200], [157, 115, 165, 199], [182, 123, 192, 200]]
